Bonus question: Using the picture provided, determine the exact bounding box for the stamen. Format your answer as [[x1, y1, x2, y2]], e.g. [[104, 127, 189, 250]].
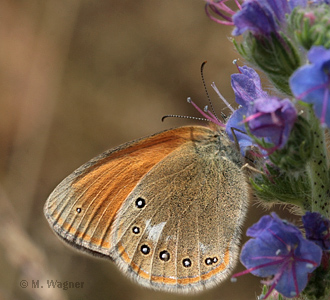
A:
[[262, 271, 284, 299], [296, 82, 328, 99], [211, 82, 235, 112], [291, 260, 299, 297], [233, 59, 241, 73], [241, 112, 264, 123], [267, 228, 289, 247], [234, 0, 242, 10], [205, 0, 238, 25], [204, 105, 224, 125], [262, 282, 277, 300], [232, 259, 285, 279]]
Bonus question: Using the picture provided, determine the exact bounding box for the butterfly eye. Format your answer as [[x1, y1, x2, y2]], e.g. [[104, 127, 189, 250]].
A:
[[140, 244, 150, 255], [76, 207, 82, 213], [159, 250, 170, 262], [135, 197, 146, 209], [132, 226, 140, 234], [182, 258, 192, 268]]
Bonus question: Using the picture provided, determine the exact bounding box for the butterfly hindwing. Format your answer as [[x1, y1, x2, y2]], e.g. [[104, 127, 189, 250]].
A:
[[44, 125, 249, 293], [110, 127, 248, 292]]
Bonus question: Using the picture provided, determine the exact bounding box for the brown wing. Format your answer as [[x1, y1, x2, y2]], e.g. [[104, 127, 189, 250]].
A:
[[44, 125, 216, 257], [109, 126, 249, 292]]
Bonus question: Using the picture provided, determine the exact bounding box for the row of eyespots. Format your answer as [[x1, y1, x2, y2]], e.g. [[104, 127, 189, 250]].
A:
[[139, 242, 217, 269], [134, 197, 218, 268], [140, 243, 219, 269], [141, 244, 192, 267]]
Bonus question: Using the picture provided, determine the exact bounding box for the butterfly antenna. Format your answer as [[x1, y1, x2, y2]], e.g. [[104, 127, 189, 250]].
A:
[[161, 114, 209, 122], [221, 111, 227, 122], [201, 61, 221, 123]]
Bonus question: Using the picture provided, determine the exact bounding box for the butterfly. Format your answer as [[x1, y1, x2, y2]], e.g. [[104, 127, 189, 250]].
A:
[[44, 120, 249, 293]]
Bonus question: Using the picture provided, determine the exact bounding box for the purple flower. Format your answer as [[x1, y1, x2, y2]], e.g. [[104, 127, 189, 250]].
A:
[[205, 0, 241, 26], [246, 96, 297, 150], [290, 46, 330, 127], [302, 212, 330, 251], [232, 213, 322, 299], [230, 66, 268, 106], [232, 0, 307, 36], [226, 106, 254, 154], [226, 66, 267, 153], [205, 0, 307, 34], [226, 66, 297, 154], [232, 0, 285, 36]]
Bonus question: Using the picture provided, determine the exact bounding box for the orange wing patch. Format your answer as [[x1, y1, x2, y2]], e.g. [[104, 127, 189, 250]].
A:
[[45, 126, 214, 254]]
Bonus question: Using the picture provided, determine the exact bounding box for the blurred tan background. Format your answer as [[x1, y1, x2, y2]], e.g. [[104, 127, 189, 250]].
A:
[[0, 0, 281, 299]]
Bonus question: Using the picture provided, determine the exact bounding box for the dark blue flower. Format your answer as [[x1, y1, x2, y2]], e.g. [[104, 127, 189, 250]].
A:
[[226, 66, 297, 154], [232, 213, 322, 299], [290, 46, 330, 127], [302, 212, 330, 251]]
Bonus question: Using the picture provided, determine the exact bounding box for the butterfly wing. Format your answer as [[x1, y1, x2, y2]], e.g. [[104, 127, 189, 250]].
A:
[[110, 126, 249, 292], [44, 125, 249, 293], [45, 126, 204, 255]]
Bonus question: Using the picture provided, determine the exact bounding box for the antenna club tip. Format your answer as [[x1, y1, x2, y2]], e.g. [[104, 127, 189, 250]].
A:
[[201, 61, 208, 70], [187, 97, 192, 103]]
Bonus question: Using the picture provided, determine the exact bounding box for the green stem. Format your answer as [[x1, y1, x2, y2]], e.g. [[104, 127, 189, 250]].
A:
[[305, 108, 330, 218]]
